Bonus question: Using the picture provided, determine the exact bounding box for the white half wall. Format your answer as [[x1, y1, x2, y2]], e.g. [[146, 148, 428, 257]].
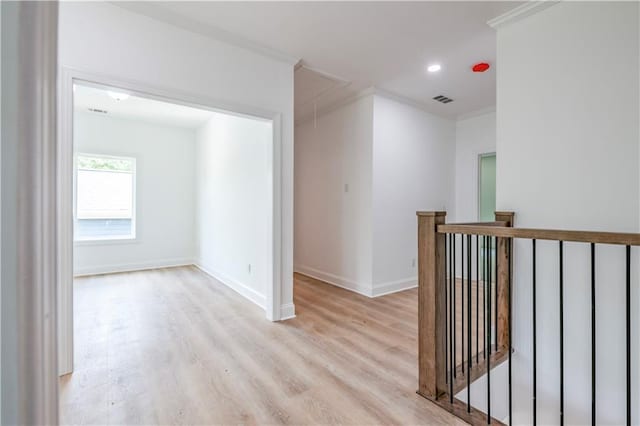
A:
[[195, 112, 272, 309], [294, 94, 375, 296], [73, 112, 196, 275], [371, 94, 455, 293], [59, 1, 295, 317], [454, 111, 496, 223], [496, 2, 639, 424]]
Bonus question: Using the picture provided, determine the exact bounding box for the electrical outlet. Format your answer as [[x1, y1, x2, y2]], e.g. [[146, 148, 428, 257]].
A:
[[248, 264, 252, 274], [412, 258, 416, 268], [344, 183, 349, 193]]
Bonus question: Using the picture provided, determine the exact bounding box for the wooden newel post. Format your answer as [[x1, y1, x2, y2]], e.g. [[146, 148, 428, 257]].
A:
[[417, 211, 447, 400], [495, 211, 515, 351]]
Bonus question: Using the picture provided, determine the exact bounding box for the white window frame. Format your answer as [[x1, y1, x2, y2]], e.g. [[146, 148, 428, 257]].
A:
[[73, 152, 137, 243]]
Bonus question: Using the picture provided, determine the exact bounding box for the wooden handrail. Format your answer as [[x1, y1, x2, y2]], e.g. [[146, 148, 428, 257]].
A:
[[438, 224, 640, 246], [450, 221, 508, 227]]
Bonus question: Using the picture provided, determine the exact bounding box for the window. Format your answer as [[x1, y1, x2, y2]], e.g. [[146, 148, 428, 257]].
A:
[[74, 154, 136, 241]]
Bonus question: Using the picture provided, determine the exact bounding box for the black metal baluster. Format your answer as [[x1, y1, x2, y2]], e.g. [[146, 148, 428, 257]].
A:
[[533, 239, 537, 426], [488, 237, 493, 355], [508, 237, 512, 426], [468, 234, 472, 369], [483, 235, 487, 360], [446, 234, 449, 387], [476, 235, 479, 364], [495, 236, 499, 351], [462, 234, 465, 376], [487, 236, 492, 423], [626, 245, 631, 426], [449, 234, 454, 404], [467, 234, 472, 412], [591, 243, 595, 426], [559, 241, 564, 426], [453, 234, 457, 379]]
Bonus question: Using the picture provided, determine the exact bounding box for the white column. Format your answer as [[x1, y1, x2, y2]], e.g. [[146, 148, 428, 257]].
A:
[[1, 1, 59, 424]]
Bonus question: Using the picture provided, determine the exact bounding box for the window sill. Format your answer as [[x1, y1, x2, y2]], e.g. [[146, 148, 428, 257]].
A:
[[74, 237, 139, 246]]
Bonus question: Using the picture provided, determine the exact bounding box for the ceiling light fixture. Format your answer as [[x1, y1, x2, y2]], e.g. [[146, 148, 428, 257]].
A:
[[427, 64, 441, 73], [107, 91, 130, 101]]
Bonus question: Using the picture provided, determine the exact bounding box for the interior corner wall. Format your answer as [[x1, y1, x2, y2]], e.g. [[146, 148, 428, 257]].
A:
[[58, 1, 295, 317], [294, 93, 457, 298], [195, 113, 272, 309], [454, 111, 496, 223], [73, 112, 196, 275], [294, 95, 375, 296], [496, 2, 639, 424], [371, 95, 455, 295]]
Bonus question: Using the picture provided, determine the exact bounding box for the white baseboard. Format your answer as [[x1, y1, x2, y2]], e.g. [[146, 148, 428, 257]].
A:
[[295, 264, 418, 298], [372, 277, 417, 297], [294, 264, 374, 297], [196, 264, 294, 321], [194, 263, 266, 309], [280, 302, 296, 320], [73, 257, 195, 277]]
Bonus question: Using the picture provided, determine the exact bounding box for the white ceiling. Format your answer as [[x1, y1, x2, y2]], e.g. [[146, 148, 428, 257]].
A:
[[116, 1, 521, 121], [74, 84, 214, 129]]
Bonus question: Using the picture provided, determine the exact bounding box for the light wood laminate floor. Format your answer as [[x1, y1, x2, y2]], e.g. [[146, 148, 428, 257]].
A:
[[60, 266, 464, 425]]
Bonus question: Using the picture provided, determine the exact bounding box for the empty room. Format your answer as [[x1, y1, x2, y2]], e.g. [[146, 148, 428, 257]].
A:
[[60, 83, 276, 423]]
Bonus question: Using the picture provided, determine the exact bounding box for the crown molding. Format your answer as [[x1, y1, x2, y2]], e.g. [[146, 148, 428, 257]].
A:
[[111, 2, 300, 66], [456, 106, 496, 121], [295, 86, 459, 127], [294, 63, 353, 112], [372, 88, 454, 120], [295, 62, 350, 85], [295, 87, 375, 126], [487, 1, 560, 30]]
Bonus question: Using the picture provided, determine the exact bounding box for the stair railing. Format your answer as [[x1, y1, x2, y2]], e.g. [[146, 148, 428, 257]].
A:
[[417, 210, 638, 425]]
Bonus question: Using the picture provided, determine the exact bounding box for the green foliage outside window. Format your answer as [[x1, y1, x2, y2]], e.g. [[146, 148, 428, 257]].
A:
[[77, 155, 133, 172]]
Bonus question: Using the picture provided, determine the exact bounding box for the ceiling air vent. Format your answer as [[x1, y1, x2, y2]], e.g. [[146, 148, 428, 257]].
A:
[[88, 108, 108, 114], [433, 95, 454, 104]]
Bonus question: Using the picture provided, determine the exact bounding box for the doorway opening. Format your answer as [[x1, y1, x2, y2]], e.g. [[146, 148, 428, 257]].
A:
[[478, 152, 497, 279], [58, 77, 280, 388], [478, 152, 496, 222]]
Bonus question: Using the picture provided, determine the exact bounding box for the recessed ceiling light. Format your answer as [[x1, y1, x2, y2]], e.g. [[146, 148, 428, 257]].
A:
[[107, 91, 130, 101], [427, 64, 441, 73]]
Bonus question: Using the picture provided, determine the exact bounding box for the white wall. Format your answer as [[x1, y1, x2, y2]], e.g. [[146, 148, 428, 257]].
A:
[[454, 111, 496, 223], [372, 95, 456, 293], [294, 95, 375, 296], [496, 2, 639, 424], [73, 112, 196, 275], [59, 1, 295, 317], [195, 112, 272, 309], [294, 92, 456, 297]]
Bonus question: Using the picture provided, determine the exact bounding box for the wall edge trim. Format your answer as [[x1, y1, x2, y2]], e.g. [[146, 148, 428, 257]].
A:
[[487, 1, 560, 29]]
